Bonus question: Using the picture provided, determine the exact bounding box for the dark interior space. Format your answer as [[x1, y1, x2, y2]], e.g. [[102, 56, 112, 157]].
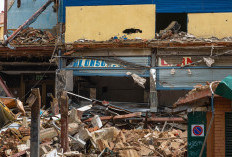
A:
[[73, 76, 149, 103], [158, 90, 189, 108], [156, 13, 187, 33]]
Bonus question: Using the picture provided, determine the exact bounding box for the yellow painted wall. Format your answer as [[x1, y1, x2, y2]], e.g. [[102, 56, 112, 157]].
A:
[[0, 26, 3, 40], [65, 5, 155, 42], [188, 13, 232, 38]]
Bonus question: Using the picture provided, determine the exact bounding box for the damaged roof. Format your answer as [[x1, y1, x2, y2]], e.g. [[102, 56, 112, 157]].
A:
[[0, 45, 55, 58], [173, 82, 220, 107]]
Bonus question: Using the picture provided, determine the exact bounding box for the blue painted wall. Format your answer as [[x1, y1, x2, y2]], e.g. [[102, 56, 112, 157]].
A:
[[65, 0, 154, 7], [64, 0, 232, 13], [156, 0, 232, 13], [63, 0, 232, 22], [7, 0, 57, 30]]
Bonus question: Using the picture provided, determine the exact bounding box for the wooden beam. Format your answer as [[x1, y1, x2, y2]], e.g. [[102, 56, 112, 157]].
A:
[[83, 112, 142, 122], [67, 41, 232, 51], [30, 88, 41, 157], [60, 91, 69, 152], [147, 117, 185, 123]]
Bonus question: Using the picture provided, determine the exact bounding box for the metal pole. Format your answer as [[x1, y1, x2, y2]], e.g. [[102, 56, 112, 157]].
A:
[[60, 91, 69, 152], [30, 88, 41, 157], [4, 0, 7, 36], [199, 81, 220, 157], [150, 48, 158, 113], [52, 120, 86, 148]]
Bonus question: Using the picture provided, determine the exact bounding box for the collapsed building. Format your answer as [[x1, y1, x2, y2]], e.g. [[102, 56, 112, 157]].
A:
[[0, 0, 232, 156]]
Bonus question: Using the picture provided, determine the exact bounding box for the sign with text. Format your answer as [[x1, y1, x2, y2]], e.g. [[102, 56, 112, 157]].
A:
[[68, 59, 121, 68], [158, 57, 193, 67]]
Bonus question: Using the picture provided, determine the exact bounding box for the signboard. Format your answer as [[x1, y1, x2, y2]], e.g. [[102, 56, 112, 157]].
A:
[[68, 59, 121, 68], [158, 57, 193, 67], [66, 57, 151, 77], [191, 125, 204, 137], [188, 112, 206, 157]]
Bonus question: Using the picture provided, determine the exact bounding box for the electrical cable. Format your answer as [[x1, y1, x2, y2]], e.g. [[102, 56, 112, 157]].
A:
[[182, 50, 232, 67], [20, 63, 52, 100]]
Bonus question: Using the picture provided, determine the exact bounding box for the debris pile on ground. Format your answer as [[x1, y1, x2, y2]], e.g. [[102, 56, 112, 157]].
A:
[[0, 116, 187, 156], [11, 28, 55, 45], [0, 90, 187, 157], [90, 128, 187, 157], [0, 126, 30, 156]]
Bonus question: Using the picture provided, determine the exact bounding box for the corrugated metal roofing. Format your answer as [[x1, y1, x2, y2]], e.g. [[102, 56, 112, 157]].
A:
[[66, 57, 150, 77], [73, 69, 149, 77], [157, 68, 232, 90], [67, 57, 151, 68]]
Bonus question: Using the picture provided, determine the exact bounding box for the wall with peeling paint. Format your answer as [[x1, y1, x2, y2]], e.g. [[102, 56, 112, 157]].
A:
[[0, 12, 3, 40], [7, 0, 57, 30], [65, 4, 155, 42], [0, 26, 3, 40], [188, 13, 232, 38]]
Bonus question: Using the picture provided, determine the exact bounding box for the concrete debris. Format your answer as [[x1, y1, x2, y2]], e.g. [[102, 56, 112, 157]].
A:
[[126, 72, 146, 88], [11, 28, 55, 45], [203, 57, 215, 67], [91, 115, 103, 128], [0, 90, 187, 157], [42, 149, 58, 157], [160, 21, 181, 34]]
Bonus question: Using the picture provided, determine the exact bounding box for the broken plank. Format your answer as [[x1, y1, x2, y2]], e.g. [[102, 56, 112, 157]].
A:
[[83, 112, 141, 122], [146, 117, 185, 123]]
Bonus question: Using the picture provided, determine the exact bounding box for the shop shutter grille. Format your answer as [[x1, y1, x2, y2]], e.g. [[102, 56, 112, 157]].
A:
[[225, 112, 232, 157]]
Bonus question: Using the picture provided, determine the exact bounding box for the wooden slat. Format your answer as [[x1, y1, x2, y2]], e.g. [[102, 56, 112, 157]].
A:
[[83, 112, 141, 122]]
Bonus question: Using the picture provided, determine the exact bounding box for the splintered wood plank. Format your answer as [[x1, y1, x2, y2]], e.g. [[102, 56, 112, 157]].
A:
[[83, 112, 142, 122]]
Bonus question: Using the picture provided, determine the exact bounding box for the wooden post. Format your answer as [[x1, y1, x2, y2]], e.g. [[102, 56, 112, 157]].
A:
[[60, 91, 69, 152], [4, 0, 7, 36], [30, 88, 41, 157], [42, 82, 46, 108], [150, 48, 158, 112]]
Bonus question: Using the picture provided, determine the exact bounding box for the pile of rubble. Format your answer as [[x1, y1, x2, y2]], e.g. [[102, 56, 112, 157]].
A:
[[11, 28, 55, 45], [73, 21, 232, 43], [0, 126, 30, 156], [0, 90, 187, 157], [0, 113, 187, 157], [155, 21, 232, 42], [92, 128, 187, 157]]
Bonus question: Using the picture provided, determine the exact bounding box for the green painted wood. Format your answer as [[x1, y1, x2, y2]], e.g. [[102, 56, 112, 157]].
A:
[[215, 75, 232, 100], [188, 112, 206, 157]]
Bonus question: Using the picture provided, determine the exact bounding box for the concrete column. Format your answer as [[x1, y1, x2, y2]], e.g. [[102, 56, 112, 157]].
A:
[[150, 48, 158, 112]]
